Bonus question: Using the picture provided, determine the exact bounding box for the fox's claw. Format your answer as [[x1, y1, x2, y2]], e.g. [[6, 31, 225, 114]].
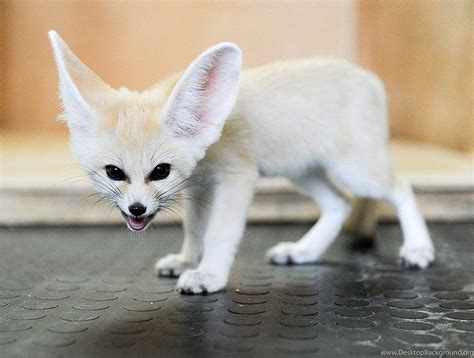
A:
[[154, 254, 196, 278], [399, 245, 434, 269], [177, 270, 226, 294], [266, 242, 317, 265]]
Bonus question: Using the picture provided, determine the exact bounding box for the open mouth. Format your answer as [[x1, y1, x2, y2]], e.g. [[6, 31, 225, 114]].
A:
[[121, 211, 156, 232]]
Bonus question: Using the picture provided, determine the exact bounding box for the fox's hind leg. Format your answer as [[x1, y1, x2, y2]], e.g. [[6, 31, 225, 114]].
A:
[[329, 150, 434, 269], [266, 169, 352, 265], [388, 176, 434, 268]]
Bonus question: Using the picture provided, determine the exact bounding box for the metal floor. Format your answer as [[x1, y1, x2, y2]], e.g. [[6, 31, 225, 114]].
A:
[[0, 223, 473, 357]]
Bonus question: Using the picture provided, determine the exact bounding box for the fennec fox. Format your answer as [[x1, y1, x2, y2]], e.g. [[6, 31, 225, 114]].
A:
[[49, 31, 434, 294]]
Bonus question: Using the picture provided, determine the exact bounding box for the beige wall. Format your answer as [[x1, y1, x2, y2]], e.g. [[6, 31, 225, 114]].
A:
[[1, 1, 356, 135], [1, 1, 6, 133], [359, 0, 472, 152], [1, 1, 472, 152]]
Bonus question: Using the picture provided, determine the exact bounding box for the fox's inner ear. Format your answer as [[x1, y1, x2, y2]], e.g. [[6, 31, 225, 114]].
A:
[[163, 42, 242, 146], [48, 30, 112, 134]]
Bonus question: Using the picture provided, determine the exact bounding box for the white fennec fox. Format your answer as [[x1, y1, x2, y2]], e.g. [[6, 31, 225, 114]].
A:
[[49, 31, 434, 294]]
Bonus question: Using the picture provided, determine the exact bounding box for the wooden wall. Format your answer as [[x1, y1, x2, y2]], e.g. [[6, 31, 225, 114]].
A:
[[1, 1, 356, 136], [1, 1, 472, 152], [359, 0, 472, 152], [0, 1, 6, 134]]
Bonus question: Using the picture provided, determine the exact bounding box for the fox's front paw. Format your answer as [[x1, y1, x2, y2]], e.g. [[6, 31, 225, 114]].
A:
[[266, 242, 316, 265], [177, 269, 226, 294], [400, 245, 434, 269], [154, 254, 196, 278]]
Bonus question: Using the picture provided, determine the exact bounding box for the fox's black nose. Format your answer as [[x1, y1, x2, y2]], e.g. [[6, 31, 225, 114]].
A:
[[129, 203, 146, 217]]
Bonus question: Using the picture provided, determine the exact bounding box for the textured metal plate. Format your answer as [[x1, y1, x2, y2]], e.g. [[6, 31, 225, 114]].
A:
[[0, 223, 473, 357]]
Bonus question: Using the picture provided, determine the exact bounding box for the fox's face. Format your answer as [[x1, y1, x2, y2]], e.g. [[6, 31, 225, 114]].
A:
[[70, 101, 198, 231], [49, 31, 241, 231]]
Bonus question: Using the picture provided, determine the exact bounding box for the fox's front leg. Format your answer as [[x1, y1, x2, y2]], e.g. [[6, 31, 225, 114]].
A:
[[177, 170, 257, 294], [155, 184, 211, 277]]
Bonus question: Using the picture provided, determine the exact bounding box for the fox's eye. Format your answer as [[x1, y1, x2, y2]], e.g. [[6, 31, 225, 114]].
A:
[[105, 165, 126, 181], [149, 163, 171, 181]]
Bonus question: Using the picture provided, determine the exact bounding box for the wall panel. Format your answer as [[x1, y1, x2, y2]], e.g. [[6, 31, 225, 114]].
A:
[[2, 1, 356, 135], [358, 0, 472, 151]]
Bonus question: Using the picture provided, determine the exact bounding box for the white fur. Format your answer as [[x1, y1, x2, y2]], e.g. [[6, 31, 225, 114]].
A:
[[162, 42, 241, 149], [49, 31, 435, 294], [49, 31, 113, 134]]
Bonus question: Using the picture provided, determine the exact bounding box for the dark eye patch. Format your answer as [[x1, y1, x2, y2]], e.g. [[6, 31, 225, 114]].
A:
[[149, 163, 171, 181], [105, 165, 126, 181]]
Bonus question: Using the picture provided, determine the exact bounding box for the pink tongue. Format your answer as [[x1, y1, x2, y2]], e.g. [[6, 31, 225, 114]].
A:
[[130, 217, 145, 230]]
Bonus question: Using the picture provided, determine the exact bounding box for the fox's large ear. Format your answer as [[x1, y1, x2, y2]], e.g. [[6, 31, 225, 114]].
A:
[[48, 30, 112, 133], [163, 42, 242, 146]]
